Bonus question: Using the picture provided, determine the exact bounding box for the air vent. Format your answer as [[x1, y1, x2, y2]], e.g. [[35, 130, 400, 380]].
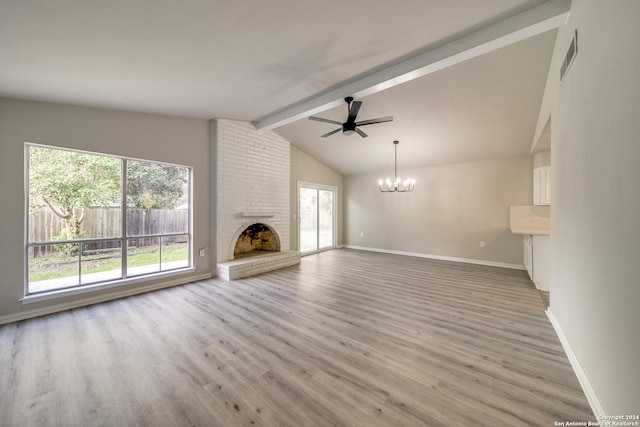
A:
[[560, 30, 578, 82]]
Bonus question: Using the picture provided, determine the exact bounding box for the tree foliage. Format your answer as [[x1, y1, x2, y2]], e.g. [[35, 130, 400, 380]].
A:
[[126, 161, 188, 209], [29, 147, 121, 243], [29, 147, 188, 251]]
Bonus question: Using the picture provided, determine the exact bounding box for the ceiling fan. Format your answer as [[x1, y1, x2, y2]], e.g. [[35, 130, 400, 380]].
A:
[[308, 96, 393, 138]]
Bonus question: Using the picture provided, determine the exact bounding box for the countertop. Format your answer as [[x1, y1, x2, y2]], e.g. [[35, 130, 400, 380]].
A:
[[510, 205, 550, 235]]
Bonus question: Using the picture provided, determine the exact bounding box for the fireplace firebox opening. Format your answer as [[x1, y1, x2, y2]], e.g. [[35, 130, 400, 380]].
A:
[[233, 223, 280, 259]]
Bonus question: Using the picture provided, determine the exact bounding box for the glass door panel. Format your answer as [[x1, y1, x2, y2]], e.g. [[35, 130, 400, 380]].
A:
[[318, 189, 334, 249], [299, 187, 318, 253], [299, 184, 335, 253]]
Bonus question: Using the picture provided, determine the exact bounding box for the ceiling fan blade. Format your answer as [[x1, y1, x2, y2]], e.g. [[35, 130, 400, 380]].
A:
[[347, 101, 362, 122], [309, 116, 343, 125], [321, 128, 342, 138], [355, 116, 394, 126], [355, 128, 368, 138]]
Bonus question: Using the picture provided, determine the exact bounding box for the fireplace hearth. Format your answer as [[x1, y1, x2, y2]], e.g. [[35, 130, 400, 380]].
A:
[[217, 219, 298, 280]]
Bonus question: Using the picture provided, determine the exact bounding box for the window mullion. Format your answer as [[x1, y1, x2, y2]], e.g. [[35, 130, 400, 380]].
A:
[[78, 244, 82, 285], [121, 159, 128, 279], [316, 188, 320, 251]]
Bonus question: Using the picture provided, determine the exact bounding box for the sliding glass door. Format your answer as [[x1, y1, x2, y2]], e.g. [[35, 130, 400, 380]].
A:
[[298, 183, 336, 254]]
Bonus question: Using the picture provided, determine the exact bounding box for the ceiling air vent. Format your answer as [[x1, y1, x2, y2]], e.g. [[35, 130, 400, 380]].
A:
[[560, 30, 578, 82]]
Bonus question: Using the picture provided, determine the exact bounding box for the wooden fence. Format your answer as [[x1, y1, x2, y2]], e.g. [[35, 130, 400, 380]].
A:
[[29, 207, 188, 256]]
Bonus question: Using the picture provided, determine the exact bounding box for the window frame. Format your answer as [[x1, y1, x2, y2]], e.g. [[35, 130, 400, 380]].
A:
[[23, 143, 193, 302]]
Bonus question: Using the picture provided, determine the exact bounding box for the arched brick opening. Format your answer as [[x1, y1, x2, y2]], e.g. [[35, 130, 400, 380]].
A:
[[230, 221, 281, 260]]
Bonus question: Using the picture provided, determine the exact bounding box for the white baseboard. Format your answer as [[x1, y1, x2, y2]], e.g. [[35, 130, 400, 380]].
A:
[[342, 245, 525, 270], [0, 273, 212, 325], [546, 308, 605, 419]]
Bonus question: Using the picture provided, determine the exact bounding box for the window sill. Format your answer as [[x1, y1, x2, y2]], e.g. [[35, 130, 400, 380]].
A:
[[21, 267, 195, 305]]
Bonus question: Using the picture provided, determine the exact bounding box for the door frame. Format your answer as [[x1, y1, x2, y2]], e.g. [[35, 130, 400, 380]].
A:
[[297, 181, 337, 255]]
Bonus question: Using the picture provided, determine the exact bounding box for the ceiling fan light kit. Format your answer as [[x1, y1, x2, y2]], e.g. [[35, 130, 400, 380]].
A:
[[379, 140, 415, 193], [308, 96, 393, 138]]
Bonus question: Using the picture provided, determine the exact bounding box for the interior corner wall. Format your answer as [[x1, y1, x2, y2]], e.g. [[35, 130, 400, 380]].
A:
[[543, 0, 640, 414], [0, 98, 212, 320], [289, 145, 344, 251], [344, 156, 532, 267]]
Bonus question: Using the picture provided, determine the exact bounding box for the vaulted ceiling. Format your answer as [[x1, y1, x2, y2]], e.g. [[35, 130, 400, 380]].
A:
[[0, 0, 565, 176]]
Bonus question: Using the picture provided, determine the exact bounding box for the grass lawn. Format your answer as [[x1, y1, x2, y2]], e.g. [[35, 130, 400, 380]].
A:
[[29, 244, 189, 282]]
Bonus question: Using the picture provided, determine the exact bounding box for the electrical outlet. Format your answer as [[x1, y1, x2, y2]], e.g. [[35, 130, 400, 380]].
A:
[[480, 241, 485, 248], [199, 248, 206, 257]]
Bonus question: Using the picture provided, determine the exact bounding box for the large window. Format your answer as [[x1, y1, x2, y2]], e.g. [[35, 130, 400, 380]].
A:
[[26, 144, 191, 295]]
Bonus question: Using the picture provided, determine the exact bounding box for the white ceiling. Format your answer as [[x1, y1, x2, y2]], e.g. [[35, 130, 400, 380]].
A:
[[0, 0, 560, 176]]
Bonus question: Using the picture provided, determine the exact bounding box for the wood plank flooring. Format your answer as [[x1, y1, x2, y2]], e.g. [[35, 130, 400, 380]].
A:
[[0, 249, 594, 426]]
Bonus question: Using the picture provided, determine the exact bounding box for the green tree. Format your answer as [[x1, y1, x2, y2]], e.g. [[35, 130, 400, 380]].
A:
[[29, 147, 121, 249], [126, 161, 188, 209], [29, 147, 188, 256]]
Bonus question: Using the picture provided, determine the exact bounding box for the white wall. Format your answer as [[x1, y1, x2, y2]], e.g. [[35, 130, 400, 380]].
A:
[[0, 99, 212, 321], [537, 0, 640, 414], [344, 156, 532, 267], [214, 119, 290, 262], [289, 145, 344, 250]]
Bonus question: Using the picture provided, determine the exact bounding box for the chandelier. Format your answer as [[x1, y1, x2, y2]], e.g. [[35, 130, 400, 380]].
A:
[[378, 140, 415, 192]]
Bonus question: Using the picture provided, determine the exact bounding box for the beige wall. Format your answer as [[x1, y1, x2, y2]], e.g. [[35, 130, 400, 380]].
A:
[[289, 145, 344, 250], [0, 99, 212, 320], [344, 156, 532, 267], [535, 0, 640, 414]]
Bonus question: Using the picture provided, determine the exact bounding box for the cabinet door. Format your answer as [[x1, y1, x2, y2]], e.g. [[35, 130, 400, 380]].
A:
[[533, 166, 551, 205], [524, 235, 533, 279], [532, 235, 551, 291]]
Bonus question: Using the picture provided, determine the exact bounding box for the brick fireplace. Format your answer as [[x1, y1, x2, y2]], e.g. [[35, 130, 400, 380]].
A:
[[214, 119, 300, 280]]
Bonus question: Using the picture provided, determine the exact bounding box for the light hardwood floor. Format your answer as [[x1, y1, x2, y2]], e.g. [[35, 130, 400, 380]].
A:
[[0, 249, 594, 426]]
